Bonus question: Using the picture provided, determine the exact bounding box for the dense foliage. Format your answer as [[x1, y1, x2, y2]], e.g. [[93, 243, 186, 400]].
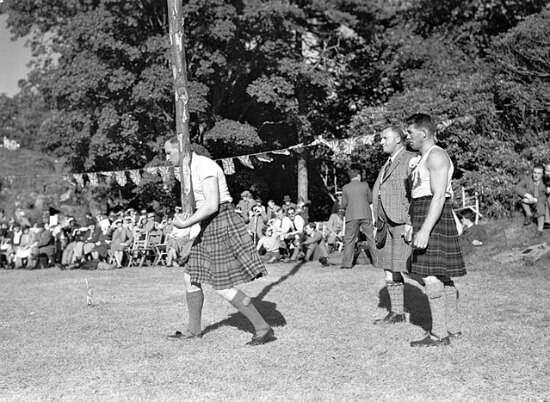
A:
[[1, 0, 549, 218]]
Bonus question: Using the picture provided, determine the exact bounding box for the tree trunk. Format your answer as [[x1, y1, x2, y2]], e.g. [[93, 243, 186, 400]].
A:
[[167, 0, 194, 215], [297, 149, 308, 202]]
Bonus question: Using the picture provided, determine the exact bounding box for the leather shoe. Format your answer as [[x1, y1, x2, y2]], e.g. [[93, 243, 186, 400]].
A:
[[447, 331, 462, 339], [246, 327, 276, 346], [166, 330, 201, 340], [410, 334, 450, 347], [373, 311, 406, 325]]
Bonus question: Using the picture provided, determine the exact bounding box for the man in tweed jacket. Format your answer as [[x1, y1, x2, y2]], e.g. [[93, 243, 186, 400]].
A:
[[372, 127, 416, 325]]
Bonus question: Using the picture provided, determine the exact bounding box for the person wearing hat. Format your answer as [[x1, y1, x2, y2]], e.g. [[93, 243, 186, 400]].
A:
[[281, 195, 297, 215], [237, 190, 254, 223], [110, 218, 132, 268], [165, 137, 275, 346]]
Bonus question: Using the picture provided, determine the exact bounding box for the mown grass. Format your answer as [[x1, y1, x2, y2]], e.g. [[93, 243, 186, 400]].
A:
[[1, 218, 549, 401]]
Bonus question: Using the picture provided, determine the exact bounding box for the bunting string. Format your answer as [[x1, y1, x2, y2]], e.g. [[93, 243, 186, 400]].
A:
[[0, 116, 471, 186]]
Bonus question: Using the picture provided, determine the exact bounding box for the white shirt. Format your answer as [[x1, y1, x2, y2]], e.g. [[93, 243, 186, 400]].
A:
[[191, 153, 232, 208]]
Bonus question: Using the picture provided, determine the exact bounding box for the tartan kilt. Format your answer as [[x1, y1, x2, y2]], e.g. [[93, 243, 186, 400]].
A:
[[408, 197, 466, 277], [185, 203, 268, 289]]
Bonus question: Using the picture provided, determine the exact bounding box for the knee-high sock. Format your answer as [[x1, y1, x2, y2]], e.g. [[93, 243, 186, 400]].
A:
[[444, 285, 460, 334], [186, 289, 204, 335], [388, 282, 404, 314], [229, 290, 270, 333], [425, 281, 446, 338]]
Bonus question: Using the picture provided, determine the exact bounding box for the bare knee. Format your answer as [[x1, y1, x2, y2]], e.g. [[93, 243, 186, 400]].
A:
[[214, 287, 238, 301]]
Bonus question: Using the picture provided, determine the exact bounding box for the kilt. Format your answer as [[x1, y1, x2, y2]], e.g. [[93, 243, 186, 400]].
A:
[[378, 205, 410, 272], [409, 197, 466, 277], [185, 203, 268, 289]]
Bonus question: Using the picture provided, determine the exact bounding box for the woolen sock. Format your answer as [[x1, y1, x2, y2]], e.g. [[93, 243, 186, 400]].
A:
[[229, 290, 270, 333], [186, 289, 204, 335], [388, 283, 404, 314], [444, 285, 460, 334], [425, 281, 446, 339]]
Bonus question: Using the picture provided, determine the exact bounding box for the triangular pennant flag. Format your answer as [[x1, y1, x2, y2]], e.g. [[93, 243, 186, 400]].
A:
[[222, 159, 235, 175], [342, 138, 357, 154], [99, 171, 114, 183], [144, 166, 159, 176], [255, 153, 273, 163], [271, 149, 290, 156], [129, 170, 142, 185], [237, 155, 254, 169], [88, 173, 99, 187], [327, 140, 340, 152], [73, 174, 84, 188], [115, 171, 127, 187]]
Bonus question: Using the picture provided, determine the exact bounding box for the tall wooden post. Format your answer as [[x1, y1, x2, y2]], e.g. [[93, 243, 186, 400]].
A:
[[167, 0, 194, 215]]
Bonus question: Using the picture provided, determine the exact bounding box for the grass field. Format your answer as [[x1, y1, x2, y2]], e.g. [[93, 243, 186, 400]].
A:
[[1, 219, 549, 401]]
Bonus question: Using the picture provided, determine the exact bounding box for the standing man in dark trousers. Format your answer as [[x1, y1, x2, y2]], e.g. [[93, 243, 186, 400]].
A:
[[164, 138, 275, 346], [404, 113, 466, 347], [372, 127, 416, 324], [339, 167, 377, 269]]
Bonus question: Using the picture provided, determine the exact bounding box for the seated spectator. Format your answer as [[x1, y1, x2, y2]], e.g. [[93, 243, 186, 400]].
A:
[[256, 227, 281, 263], [298, 223, 329, 266], [236, 190, 254, 223], [15, 226, 35, 269], [143, 212, 157, 233], [286, 207, 305, 239], [458, 210, 488, 256], [91, 221, 112, 261], [515, 164, 547, 238], [248, 203, 268, 243], [270, 207, 292, 241], [281, 195, 297, 215], [31, 222, 55, 268], [2, 224, 21, 268], [110, 218, 132, 268], [326, 207, 345, 253], [266, 199, 279, 221]]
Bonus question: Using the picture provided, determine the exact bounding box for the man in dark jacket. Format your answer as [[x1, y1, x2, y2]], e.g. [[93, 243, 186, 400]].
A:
[[514, 165, 547, 238], [339, 167, 377, 269]]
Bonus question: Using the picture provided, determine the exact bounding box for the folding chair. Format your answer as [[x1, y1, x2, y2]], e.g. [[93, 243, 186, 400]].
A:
[[127, 230, 149, 267], [454, 186, 482, 224], [148, 232, 167, 266]]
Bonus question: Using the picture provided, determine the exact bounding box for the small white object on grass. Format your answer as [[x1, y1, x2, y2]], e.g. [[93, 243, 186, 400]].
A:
[[86, 278, 94, 306]]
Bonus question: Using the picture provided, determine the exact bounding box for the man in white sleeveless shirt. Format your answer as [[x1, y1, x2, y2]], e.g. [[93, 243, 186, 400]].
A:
[[404, 114, 466, 347]]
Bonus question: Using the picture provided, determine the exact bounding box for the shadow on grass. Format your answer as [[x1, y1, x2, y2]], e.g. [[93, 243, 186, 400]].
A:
[[201, 261, 305, 336], [377, 283, 431, 331]]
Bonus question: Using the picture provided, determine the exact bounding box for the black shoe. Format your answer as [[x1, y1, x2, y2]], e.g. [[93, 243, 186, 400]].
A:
[[166, 330, 202, 340], [410, 334, 450, 347], [319, 257, 329, 266], [246, 327, 276, 346], [447, 331, 462, 339], [523, 217, 532, 226], [534, 231, 543, 239], [373, 311, 406, 325], [339, 266, 352, 270]]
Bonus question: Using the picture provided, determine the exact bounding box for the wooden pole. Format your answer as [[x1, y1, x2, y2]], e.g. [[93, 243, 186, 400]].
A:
[[167, 0, 194, 215]]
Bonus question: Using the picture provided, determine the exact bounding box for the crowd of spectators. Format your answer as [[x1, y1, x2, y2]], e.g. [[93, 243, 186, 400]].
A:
[[1, 162, 548, 271], [0, 208, 185, 270], [237, 192, 344, 266]]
